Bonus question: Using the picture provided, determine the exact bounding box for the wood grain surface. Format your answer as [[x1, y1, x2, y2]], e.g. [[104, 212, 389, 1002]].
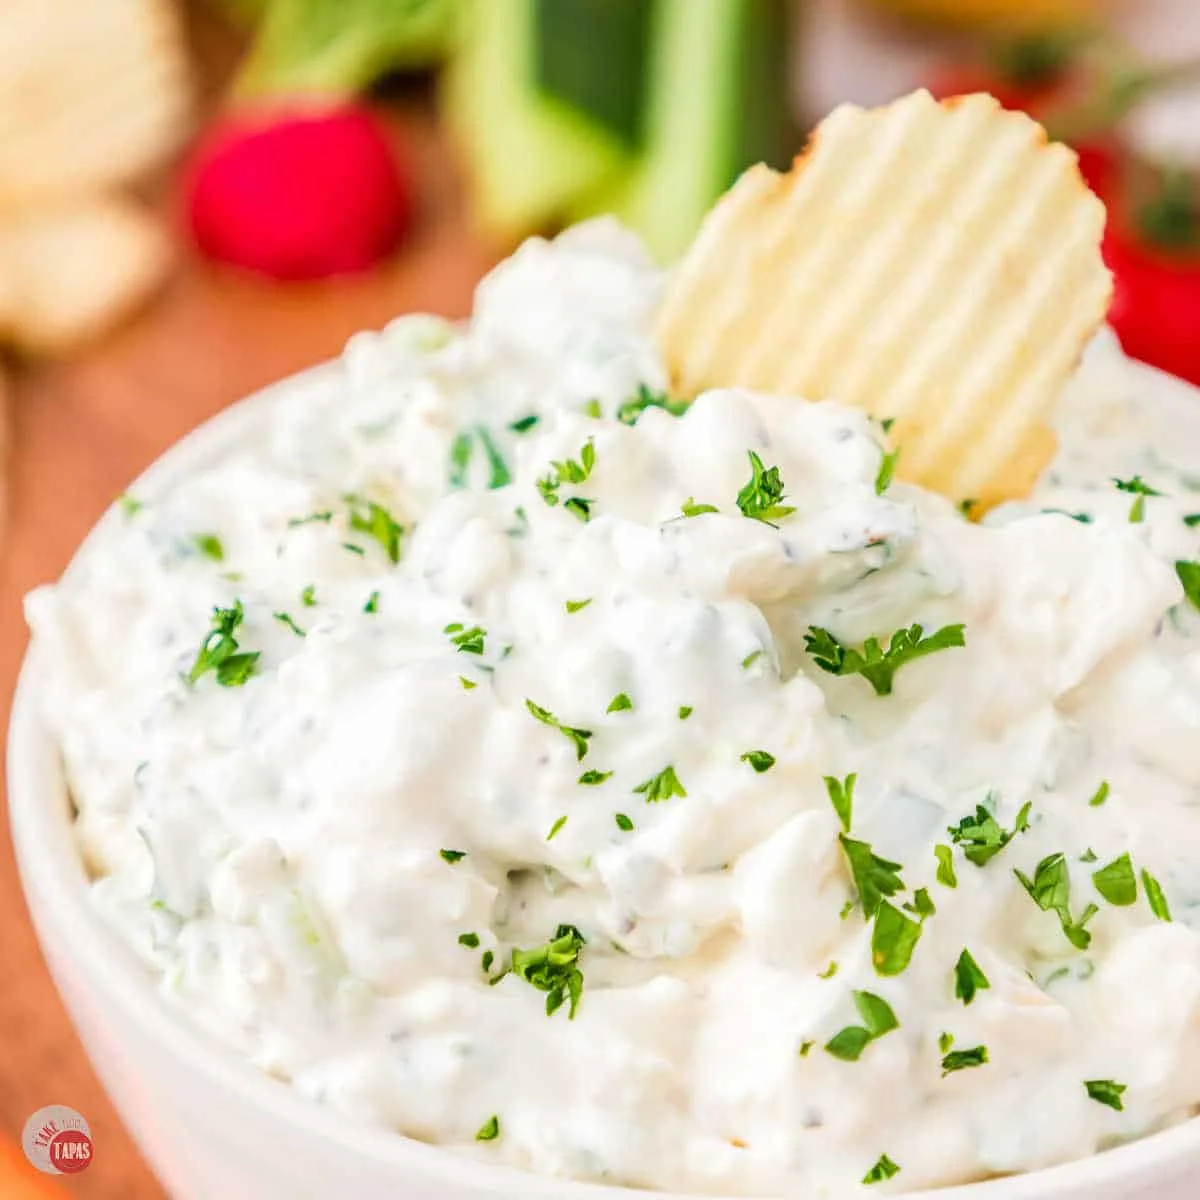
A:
[[0, 12, 495, 1196]]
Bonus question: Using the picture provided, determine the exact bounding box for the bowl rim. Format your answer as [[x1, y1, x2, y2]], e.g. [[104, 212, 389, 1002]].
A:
[[9, 353, 1200, 1200]]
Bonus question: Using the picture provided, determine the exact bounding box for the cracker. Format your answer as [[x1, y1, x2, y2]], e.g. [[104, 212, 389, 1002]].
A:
[[656, 90, 1112, 509]]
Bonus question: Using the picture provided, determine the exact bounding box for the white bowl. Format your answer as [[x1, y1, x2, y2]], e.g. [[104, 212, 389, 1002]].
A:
[[9, 359, 1200, 1200]]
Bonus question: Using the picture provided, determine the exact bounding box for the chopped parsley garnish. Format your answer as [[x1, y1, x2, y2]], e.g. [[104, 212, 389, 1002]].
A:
[[287, 510, 333, 527], [565, 598, 592, 614], [825, 774, 856, 832], [579, 769, 612, 786], [448, 426, 511, 490], [938, 1032, 954, 1054], [445, 623, 486, 655], [273, 611, 306, 637], [458, 932, 480, 948], [1093, 853, 1137, 907], [509, 414, 540, 434], [948, 799, 1032, 867], [583, 399, 602, 419], [735, 451, 796, 526], [546, 815, 568, 841], [1089, 780, 1110, 808], [907, 888, 936, 919], [817, 960, 838, 979], [118, 492, 143, 517], [839, 836, 904, 918], [875, 449, 899, 496], [615, 812, 634, 831], [459, 675, 477, 690], [606, 692, 633, 714], [525, 699, 593, 760], [741, 649, 765, 670], [954, 949, 990, 1006], [1015, 853, 1097, 949], [634, 765, 686, 803], [798, 1040, 814, 1058], [481, 950, 494, 972], [345, 496, 404, 563], [1085, 1080, 1127, 1112], [863, 1155, 901, 1185], [1080, 847, 1098, 864], [678, 705, 693, 720], [188, 601, 260, 688], [824, 990, 899, 1062], [804, 623, 965, 696], [959, 498, 979, 519], [364, 591, 380, 614], [475, 1115, 500, 1141], [1142, 869, 1172, 921], [440, 849, 467, 864], [193, 533, 225, 561], [1042, 508, 1093, 523], [1175, 561, 1200, 610], [935, 844, 958, 888], [740, 750, 776, 773], [537, 440, 596, 517], [680, 497, 719, 518], [615, 383, 688, 425], [511, 924, 586, 1019], [1113, 475, 1162, 523], [872, 900, 924, 976], [941, 1044, 989, 1075], [301, 585, 317, 607], [341, 542, 366, 556], [1185, 513, 1200, 528]]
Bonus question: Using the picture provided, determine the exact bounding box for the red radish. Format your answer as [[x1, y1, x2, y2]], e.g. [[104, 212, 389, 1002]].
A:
[[183, 103, 413, 280]]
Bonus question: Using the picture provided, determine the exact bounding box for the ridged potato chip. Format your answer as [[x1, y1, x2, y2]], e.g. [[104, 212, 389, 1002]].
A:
[[656, 90, 1112, 510]]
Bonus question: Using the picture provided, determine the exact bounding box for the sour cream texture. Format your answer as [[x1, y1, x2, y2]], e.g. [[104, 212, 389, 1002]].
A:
[[26, 220, 1200, 1197]]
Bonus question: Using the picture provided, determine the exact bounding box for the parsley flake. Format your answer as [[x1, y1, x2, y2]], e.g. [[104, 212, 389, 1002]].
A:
[[741, 750, 776, 773], [741, 649, 765, 670], [615, 812, 634, 832], [839, 836, 904, 918], [364, 591, 380, 614], [817, 961, 838, 979], [565, 598, 592, 614], [1176, 561, 1200, 610], [188, 601, 260, 688], [1142, 869, 1172, 921], [458, 932, 480, 949], [872, 900, 924, 976], [1015, 853, 1097, 949], [525, 699, 593, 760], [287, 511, 332, 527], [825, 991, 899, 1062], [118, 493, 143, 517], [606, 692, 633, 714], [301, 585, 317, 607], [863, 1154, 901, 1185], [1113, 475, 1162, 523], [1089, 781, 1110, 808], [511, 924, 586, 1018], [875, 449, 899, 496], [634, 765, 686, 803], [954, 949, 990, 1005], [804, 623, 965, 696], [935, 844, 958, 888], [736, 451, 796, 526], [440, 849, 467, 864], [445, 623, 486, 655], [948, 799, 1031, 867], [825, 774, 856, 832], [459, 675, 478, 690], [799, 1040, 814, 1058], [273, 611, 305, 637], [1085, 1080, 1127, 1112], [546, 816, 568, 841], [193, 533, 224, 562], [476, 1115, 500, 1141], [681, 497, 719, 518], [942, 1044, 989, 1075], [345, 496, 404, 563], [579, 770, 612, 786], [509, 414, 540, 434], [537, 440, 596, 516], [1093, 853, 1137, 907], [616, 384, 689, 425], [678, 705, 693, 720]]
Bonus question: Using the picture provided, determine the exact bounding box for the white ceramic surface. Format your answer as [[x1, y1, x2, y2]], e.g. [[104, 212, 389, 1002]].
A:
[[9, 359, 1200, 1200]]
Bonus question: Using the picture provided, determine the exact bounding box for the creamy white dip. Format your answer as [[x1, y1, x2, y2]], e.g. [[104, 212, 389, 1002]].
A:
[[26, 220, 1200, 1197]]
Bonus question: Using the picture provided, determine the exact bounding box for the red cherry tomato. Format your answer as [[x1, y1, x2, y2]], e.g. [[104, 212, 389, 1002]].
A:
[[184, 103, 414, 281], [1103, 222, 1200, 387]]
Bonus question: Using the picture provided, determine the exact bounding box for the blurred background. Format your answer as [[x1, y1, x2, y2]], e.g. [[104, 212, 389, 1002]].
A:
[[0, 0, 1197, 1195]]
